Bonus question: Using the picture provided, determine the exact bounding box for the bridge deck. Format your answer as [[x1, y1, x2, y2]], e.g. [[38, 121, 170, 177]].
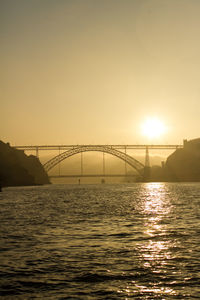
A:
[[15, 144, 183, 150], [50, 174, 137, 178]]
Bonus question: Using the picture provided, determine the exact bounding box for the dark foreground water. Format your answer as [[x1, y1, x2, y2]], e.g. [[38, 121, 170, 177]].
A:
[[0, 183, 200, 299]]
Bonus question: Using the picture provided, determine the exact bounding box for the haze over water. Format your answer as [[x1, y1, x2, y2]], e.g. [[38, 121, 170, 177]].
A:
[[1, 183, 200, 299]]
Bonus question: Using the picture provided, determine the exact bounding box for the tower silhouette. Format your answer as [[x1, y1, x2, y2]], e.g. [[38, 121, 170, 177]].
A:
[[145, 146, 150, 168], [143, 146, 151, 181]]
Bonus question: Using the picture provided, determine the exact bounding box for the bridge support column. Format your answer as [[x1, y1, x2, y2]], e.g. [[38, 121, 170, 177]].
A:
[[103, 152, 105, 175], [143, 146, 151, 181], [124, 146, 127, 175], [58, 147, 61, 176], [81, 152, 83, 175]]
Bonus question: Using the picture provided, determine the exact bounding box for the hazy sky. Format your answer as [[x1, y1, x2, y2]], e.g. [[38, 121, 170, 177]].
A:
[[1, 0, 200, 145]]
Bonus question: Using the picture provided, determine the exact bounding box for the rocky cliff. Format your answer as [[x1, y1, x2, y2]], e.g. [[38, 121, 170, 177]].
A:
[[0, 141, 50, 187]]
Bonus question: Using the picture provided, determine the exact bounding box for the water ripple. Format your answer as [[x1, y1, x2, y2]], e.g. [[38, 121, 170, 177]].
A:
[[0, 183, 200, 299]]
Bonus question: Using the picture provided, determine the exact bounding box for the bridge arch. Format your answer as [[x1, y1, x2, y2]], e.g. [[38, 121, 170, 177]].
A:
[[43, 145, 144, 175]]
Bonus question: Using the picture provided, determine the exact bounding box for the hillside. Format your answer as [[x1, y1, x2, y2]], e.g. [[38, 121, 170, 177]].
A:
[[0, 141, 50, 187], [164, 138, 200, 181]]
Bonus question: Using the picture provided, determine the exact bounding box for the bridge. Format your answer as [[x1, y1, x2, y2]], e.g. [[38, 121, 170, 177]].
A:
[[15, 144, 183, 181]]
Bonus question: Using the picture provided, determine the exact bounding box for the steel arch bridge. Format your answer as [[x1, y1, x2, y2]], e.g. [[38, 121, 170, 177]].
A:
[[43, 145, 145, 175]]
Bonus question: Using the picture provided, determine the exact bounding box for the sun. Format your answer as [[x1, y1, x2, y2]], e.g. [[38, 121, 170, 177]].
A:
[[141, 118, 167, 139]]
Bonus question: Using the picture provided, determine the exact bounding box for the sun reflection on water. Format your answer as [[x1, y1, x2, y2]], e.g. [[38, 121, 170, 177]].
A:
[[135, 183, 176, 296], [143, 183, 171, 216]]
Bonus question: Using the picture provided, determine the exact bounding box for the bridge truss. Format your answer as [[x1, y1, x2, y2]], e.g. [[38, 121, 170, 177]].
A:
[[43, 145, 145, 174]]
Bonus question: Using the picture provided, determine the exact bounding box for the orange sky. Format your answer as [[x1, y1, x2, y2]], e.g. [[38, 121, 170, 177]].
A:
[[1, 0, 200, 145]]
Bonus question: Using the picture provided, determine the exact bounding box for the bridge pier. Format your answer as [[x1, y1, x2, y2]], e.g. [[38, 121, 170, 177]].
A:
[[124, 146, 127, 175], [103, 152, 105, 176], [143, 146, 151, 181], [58, 147, 61, 176], [81, 152, 83, 175]]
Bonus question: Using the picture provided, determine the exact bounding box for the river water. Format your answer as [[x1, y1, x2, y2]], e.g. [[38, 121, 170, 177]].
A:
[[0, 183, 200, 299]]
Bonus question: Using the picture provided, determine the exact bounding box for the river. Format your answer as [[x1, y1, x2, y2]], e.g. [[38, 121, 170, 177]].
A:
[[0, 183, 200, 299]]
